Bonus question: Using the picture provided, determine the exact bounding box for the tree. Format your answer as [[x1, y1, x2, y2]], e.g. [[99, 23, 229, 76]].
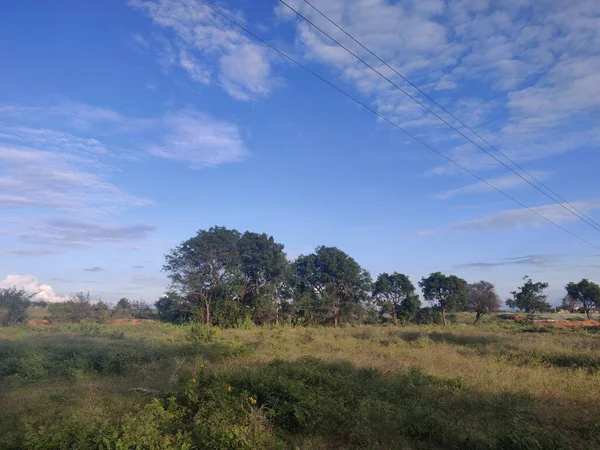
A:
[[0, 287, 33, 326], [565, 279, 600, 319], [506, 276, 551, 314], [372, 272, 419, 326], [419, 272, 468, 326], [293, 246, 371, 327], [155, 292, 195, 324], [560, 294, 581, 313], [236, 231, 288, 323], [467, 281, 500, 324], [164, 226, 241, 325], [116, 297, 131, 310]]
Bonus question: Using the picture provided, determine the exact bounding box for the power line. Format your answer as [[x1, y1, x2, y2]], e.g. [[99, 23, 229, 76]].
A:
[[278, 0, 600, 233], [196, 0, 600, 252]]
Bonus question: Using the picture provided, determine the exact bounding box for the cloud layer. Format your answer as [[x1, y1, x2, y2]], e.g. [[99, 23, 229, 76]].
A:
[[129, 0, 277, 100], [0, 274, 67, 302]]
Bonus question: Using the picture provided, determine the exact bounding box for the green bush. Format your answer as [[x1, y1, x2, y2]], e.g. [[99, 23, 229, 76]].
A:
[[0, 287, 32, 326]]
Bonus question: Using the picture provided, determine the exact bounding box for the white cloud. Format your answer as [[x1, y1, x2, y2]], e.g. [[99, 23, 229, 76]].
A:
[[148, 110, 249, 167], [418, 199, 600, 235], [274, 0, 600, 179], [0, 274, 67, 302], [129, 0, 277, 101], [0, 145, 150, 213]]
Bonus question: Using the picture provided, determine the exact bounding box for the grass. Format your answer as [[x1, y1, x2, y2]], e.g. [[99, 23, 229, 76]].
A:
[[2, 315, 600, 449]]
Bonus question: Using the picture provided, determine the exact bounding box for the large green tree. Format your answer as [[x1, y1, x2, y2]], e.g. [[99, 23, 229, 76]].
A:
[[293, 246, 371, 327], [163, 226, 241, 325], [419, 272, 468, 326], [506, 276, 551, 314], [236, 231, 288, 323], [372, 272, 420, 326], [467, 281, 500, 324], [565, 279, 600, 319]]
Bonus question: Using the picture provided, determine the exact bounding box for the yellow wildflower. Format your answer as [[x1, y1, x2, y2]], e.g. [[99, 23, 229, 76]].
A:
[[191, 377, 197, 384], [249, 396, 257, 405], [227, 385, 233, 392]]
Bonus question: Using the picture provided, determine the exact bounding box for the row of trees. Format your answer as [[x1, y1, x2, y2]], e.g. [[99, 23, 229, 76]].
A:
[[159, 226, 600, 327]]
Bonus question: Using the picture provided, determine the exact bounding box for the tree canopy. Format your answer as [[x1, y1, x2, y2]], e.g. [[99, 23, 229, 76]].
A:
[[467, 281, 501, 324], [419, 272, 468, 325], [373, 272, 420, 325], [293, 246, 371, 327], [506, 276, 551, 314], [565, 279, 600, 319]]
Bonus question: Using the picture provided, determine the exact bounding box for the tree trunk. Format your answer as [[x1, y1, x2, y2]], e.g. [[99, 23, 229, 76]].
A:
[[586, 308, 591, 320], [473, 311, 483, 324], [332, 298, 340, 327], [441, 307, 447, 326], [205, 300, 211, 325], [393, 310, 398, 327]]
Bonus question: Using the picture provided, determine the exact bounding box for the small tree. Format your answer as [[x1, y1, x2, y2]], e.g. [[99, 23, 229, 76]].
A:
[[506, 276, 551, 315], [116, 297, 131, 310], [0, 287, 33, 326], [419, 272, 468, 326], [467, 281, 500, 324], [565, 279, 600, 319], [373, 272, 418, 326], [560, 294, 581, 313]]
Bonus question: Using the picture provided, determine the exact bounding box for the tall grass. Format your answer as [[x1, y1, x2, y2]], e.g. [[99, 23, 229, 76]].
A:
[[2, 321, 600, 449]]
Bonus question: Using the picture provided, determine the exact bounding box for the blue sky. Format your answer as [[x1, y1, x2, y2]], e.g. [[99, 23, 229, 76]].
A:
[[1, 0, 599, 304]]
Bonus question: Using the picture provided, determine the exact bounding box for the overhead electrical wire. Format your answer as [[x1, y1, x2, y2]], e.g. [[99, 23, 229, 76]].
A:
[[196, 0, 600, 252], [277, 0, 600, 233]]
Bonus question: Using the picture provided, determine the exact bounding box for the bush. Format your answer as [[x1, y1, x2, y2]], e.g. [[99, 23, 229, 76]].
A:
[[0, 287, 33, 326], [156, 294, 195, 324], [47, 293, 108, 323]]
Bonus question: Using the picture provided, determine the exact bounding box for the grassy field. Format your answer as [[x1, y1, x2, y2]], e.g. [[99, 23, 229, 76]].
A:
[[2, 314, 600, 449]]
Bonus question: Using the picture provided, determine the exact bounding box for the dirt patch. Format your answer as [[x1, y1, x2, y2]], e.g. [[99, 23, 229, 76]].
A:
[[535, 319, 600, 327], [105, 319, 157, 325], [26, 319, 51, 326]]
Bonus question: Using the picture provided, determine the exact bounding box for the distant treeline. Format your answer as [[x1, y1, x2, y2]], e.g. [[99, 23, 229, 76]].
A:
[[1, 226, 599, 327], [154, 226, 600, 327]]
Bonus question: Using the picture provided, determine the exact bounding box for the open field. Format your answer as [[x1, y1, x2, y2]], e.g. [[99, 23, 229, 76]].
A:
[[2, 315, 600, 449]]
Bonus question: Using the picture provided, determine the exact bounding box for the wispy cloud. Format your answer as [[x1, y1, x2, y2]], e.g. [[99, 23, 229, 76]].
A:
[[457, 254, 559, 269], [418, 200, 600, 235], [274, 0, 600, 179], [129, 0, 278, 101], [147, 110, 249, 167], [0, 248, 61, 256], [435, 171, 552, 200], [17, 219, 157, 248], [84, 266, 105, 272]]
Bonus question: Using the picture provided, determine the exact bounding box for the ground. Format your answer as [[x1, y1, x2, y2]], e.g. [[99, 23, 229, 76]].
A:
[[1, 312, 600, 449]]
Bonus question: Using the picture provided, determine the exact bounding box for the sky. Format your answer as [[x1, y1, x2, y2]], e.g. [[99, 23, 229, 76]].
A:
[[0, 0, 599, 305]]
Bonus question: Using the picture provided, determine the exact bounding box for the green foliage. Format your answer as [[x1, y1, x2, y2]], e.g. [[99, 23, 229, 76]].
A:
[[506, 276, 551, 314], [0, 286, 32, 326], [419, 272, 468, 325], [47, 292, 108, 323], [467, 281, 501, 324], [293, 246, 372, 326], [373, 272, 420, 325], [185, 324, 219, 343], [566, 279, 600, 319], [155, 292, 196, 324]]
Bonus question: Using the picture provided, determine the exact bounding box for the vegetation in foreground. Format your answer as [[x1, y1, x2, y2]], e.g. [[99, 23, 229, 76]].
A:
[[2, 316, 600, 449]]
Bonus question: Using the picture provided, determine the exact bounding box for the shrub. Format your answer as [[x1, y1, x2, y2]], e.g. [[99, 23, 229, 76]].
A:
[[0, 287, 33, 326], [185, 324, 219, 343]]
